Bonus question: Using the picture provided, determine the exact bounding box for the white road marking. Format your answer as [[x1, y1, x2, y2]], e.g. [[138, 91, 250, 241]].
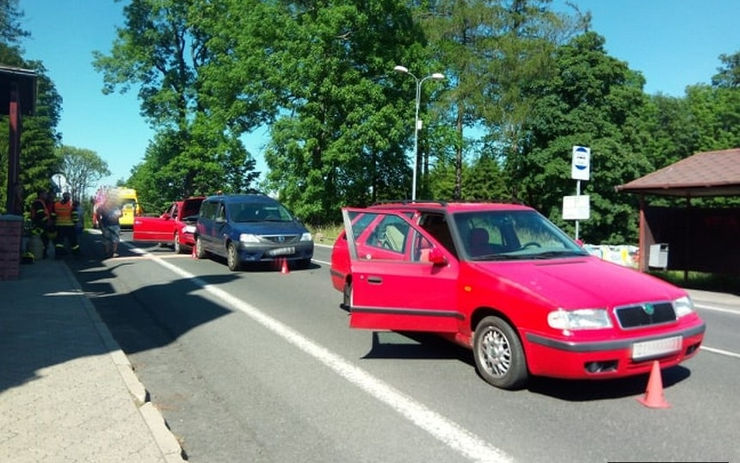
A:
[[695, 303, 740, 316], [701, 346, 740, 359], [127, 246, 514, 463]]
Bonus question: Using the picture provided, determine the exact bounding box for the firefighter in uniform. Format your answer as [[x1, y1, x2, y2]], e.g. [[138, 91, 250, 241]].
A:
[[28, 191, 51, 260], [53, 192, 80, 255]]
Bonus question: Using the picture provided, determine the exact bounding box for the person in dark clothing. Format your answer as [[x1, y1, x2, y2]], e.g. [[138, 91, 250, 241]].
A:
[[30, 190, 51, 258], [97, 196, 121, 258]]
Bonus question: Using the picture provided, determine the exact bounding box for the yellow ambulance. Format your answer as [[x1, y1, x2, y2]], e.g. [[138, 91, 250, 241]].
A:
[[115, 187, 142, 228]]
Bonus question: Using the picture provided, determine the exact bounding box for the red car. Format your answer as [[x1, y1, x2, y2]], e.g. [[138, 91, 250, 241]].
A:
[[330, 201, 705, 389], [133, 197, 205, 253]]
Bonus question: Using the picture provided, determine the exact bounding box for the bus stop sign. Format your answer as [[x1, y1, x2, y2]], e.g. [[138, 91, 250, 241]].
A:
[[571, 146, 590, 181]]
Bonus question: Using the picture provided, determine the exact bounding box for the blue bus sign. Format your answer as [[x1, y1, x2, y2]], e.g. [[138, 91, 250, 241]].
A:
[[571, 146, 590, 181]]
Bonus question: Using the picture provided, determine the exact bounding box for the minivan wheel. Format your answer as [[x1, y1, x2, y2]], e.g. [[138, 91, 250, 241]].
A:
[[473, 316, 528, 390], [195, 236, 206, 259], [227, 243, 241, 271], [173, 232, 182, 254]]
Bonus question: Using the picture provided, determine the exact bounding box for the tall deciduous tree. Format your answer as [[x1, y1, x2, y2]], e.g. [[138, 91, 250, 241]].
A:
[[93, 0, 259, 203], [712, 51, 740, 89], [518, 31, 651, 243], [204, 0, 422, 223], [0, 0, 28, 47], [56, 145, 110, 203], [419, 0, 578, 199], [686, 52, 740, 151]]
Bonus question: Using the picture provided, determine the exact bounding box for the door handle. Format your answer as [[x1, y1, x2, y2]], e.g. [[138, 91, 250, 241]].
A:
[[367, 276, 383, 284]]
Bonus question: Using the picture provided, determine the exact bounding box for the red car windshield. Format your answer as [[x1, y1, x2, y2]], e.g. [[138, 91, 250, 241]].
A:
[[452, 210, 587, 261]]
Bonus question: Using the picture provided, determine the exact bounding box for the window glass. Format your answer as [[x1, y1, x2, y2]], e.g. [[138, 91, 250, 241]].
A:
[[419, 213, 456, 256], [453, 210, 587, 260], [364, 215, 408, 254], [200, 201, 217, 220]]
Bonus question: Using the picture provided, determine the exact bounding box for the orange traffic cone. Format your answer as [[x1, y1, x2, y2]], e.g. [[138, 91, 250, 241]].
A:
[[637, 360, 670, 408], [281, 258, 289, 274]]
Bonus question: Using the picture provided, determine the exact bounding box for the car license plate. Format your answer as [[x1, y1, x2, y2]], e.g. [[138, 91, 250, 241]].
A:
[[632, 336, 682, 360], [268, 246, 295, 257]]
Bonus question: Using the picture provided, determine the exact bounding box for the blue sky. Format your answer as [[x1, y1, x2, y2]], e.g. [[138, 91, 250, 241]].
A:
[[20, 0, 739, 192]]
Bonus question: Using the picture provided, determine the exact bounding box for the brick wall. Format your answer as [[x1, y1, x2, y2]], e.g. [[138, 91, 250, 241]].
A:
[[0, 215, 23, 280]]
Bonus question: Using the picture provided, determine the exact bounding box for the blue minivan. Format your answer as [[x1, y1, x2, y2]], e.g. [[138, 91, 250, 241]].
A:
[[194, 194, 314, 271]]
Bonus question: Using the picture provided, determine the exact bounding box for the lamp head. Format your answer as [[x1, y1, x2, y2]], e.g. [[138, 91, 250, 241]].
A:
[[431, 73, 445, 80], [393, 65, 409, 74]]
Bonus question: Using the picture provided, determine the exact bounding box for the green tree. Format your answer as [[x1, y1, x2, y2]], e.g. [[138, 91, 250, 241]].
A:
[[711, 51, 740, 89], [208, 0, 423, 223], [0, 0, 28, 48], [420, 0, 580, 199], [517, 31, 652, 243], [638, 51, 739, 210], [0, 45, 61, 213], [684, 83, 740, 152], [640, 94, 697, 171], [93, 0, 259, 204], [56, 145, 111, 203]]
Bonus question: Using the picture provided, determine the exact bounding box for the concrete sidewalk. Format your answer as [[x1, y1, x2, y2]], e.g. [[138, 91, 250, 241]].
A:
[[0, 258, 185, 462]]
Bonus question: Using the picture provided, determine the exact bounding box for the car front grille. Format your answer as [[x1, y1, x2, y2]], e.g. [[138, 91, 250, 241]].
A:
[[615, 302, 676, 329], [261, 234, 300, 245]]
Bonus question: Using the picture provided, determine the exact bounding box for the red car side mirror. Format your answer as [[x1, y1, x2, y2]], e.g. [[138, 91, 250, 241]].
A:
[[428, 247, 448, 266]]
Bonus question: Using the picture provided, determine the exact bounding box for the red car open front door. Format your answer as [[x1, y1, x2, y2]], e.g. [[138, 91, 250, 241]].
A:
[[132, 202, 179, 242], [342, 208, 460, 333]]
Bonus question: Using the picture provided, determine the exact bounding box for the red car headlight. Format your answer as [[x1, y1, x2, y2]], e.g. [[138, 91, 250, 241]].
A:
[[547, 308, 613, 331]]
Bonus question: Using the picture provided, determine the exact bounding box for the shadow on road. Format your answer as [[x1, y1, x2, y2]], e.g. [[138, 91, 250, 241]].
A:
[[362, 328, 693, 401]]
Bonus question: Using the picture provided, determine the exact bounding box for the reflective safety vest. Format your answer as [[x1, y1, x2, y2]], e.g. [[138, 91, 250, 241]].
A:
[[54, 200, 74, 226]]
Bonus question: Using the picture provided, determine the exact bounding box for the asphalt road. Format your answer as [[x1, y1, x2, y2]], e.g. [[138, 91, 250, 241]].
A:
[[68, 231, 740, 463]]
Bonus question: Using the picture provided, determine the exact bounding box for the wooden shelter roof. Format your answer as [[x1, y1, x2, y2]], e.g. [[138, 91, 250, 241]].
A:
[[616, 148, 740, 197]]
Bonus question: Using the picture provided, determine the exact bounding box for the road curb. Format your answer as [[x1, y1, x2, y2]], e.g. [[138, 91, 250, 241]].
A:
[[61, 261, 187, 462]]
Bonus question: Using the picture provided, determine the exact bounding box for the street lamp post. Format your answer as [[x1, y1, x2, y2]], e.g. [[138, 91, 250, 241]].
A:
[[394, 65, 445, 201]]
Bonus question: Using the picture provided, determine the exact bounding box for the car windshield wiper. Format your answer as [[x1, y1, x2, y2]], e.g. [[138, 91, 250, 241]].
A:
[[470, 253, 539, 261], [470, 254, 510, 261], [531, 250, 587, 259], [471, 250, 586, 261]]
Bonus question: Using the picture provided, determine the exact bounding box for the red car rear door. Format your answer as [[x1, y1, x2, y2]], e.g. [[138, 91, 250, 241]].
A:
[[342, 208, 460, 333]]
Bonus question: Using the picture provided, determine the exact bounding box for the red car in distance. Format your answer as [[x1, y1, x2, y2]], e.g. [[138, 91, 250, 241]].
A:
[[330, 201, 705, 390], [133, 196, 205, 253]]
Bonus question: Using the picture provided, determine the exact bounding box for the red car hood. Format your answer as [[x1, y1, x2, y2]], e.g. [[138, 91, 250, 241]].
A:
[[472, 256, 686, 309]]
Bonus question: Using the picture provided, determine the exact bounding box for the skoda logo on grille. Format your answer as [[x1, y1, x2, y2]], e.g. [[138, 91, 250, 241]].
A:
[[643, 303, 655, 316]]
